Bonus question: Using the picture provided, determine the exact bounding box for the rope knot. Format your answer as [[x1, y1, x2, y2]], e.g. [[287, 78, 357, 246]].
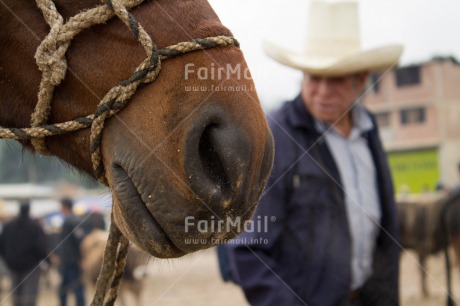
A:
[[35, 36, 69, 86]]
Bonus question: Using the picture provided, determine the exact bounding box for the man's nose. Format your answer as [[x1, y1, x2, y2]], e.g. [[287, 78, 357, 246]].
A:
[[317, 78, 334, 94]]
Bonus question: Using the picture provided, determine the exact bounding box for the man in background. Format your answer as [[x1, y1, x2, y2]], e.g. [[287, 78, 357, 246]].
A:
[[58, 198, 85, 306], [227, 0, 402, 305], [0, 201, 48, 306]]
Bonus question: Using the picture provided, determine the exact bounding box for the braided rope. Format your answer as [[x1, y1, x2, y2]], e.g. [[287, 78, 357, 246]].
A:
[[32, 0, 66, 155], [31, 0, 145, 155], [91, 217, 123, 306], [89, 0, 160, 185], [104, 235, 130, 306], [1, 1, 239, 305], [0, 35, 237, 141]]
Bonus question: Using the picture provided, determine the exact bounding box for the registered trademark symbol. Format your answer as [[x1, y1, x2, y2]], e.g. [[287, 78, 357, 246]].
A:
[[270, 216, 276, 222]]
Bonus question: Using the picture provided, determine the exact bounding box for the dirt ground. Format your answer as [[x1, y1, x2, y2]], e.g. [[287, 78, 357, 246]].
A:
[[0, 247, 459, 306]]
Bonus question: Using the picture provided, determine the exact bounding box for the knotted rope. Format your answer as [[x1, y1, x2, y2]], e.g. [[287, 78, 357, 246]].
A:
[[0, 0, 239, 305], [90, 219, 130, 306], [32, 0, 145, 156]]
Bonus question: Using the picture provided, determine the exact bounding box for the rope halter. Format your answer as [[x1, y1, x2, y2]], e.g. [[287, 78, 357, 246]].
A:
[[0, 0, 239, 186], [0, 0, 239, 305]]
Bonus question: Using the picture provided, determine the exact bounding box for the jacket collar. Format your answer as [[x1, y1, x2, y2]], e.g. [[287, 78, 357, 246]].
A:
[[286, 94, 317, 131], [286, 93, 374, 135]]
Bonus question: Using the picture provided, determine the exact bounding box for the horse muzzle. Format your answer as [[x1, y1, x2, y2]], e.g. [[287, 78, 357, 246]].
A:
[[107, 103, 273, 258]]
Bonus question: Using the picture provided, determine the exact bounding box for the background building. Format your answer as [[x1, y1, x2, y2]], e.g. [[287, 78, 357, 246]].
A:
[[364, 56, 460, 194]]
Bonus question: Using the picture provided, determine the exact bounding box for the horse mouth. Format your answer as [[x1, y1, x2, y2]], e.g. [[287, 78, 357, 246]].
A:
[[110, 164, 186, 258]]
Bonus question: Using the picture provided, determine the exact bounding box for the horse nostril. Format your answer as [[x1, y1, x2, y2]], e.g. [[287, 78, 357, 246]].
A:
[[185, 106, 251, 206], [198, 124, 231, 193]]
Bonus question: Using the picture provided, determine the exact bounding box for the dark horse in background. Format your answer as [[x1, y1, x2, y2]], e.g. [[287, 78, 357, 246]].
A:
[[398, 190, 460, 304], [0, 0, 274, 259]]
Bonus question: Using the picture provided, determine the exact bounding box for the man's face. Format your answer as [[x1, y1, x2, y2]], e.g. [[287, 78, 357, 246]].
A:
[[301, 72, 368, 124]]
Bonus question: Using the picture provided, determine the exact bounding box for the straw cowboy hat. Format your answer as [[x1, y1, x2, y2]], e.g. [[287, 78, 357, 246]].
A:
[[263, 0, 403, 76]]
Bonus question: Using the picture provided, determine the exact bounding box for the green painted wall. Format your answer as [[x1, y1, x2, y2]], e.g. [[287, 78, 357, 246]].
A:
[[388, 149, 440, 194]]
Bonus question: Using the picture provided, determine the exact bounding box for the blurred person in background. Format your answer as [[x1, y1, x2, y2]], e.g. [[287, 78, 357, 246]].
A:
[[58, 198, 85, 306], [226, 1, 402, 305], [0, 201, 48, 306]]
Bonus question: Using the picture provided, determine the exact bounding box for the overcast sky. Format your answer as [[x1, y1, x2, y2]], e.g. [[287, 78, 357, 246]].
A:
[[208, 0, 460, 110]]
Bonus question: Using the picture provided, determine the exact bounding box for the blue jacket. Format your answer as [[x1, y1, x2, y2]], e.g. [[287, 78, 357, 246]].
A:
[[227, 95, 400, 306]]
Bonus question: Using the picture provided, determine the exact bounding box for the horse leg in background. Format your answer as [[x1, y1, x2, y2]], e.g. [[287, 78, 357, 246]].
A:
[[113, 282, 142, 306], [119, 290, 127, 306], [130, 281, 143, 306], [452, 235, 460, 280], [118, 266, 146, 306], [418, 252, 430, 298]]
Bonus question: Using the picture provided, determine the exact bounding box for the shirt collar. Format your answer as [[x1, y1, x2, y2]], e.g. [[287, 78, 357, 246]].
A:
[[314, 103, 374, 135]]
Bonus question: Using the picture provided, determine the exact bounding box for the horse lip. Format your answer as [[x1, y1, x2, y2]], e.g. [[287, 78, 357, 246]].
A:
[[110, 163, 186, 258]]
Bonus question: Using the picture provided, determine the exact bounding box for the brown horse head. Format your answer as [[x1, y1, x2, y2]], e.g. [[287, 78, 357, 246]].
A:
[[0, 0, 273, 258]]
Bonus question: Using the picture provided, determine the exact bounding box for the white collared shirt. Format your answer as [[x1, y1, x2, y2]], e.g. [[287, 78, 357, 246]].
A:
[[315, 105, 381, 290]]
